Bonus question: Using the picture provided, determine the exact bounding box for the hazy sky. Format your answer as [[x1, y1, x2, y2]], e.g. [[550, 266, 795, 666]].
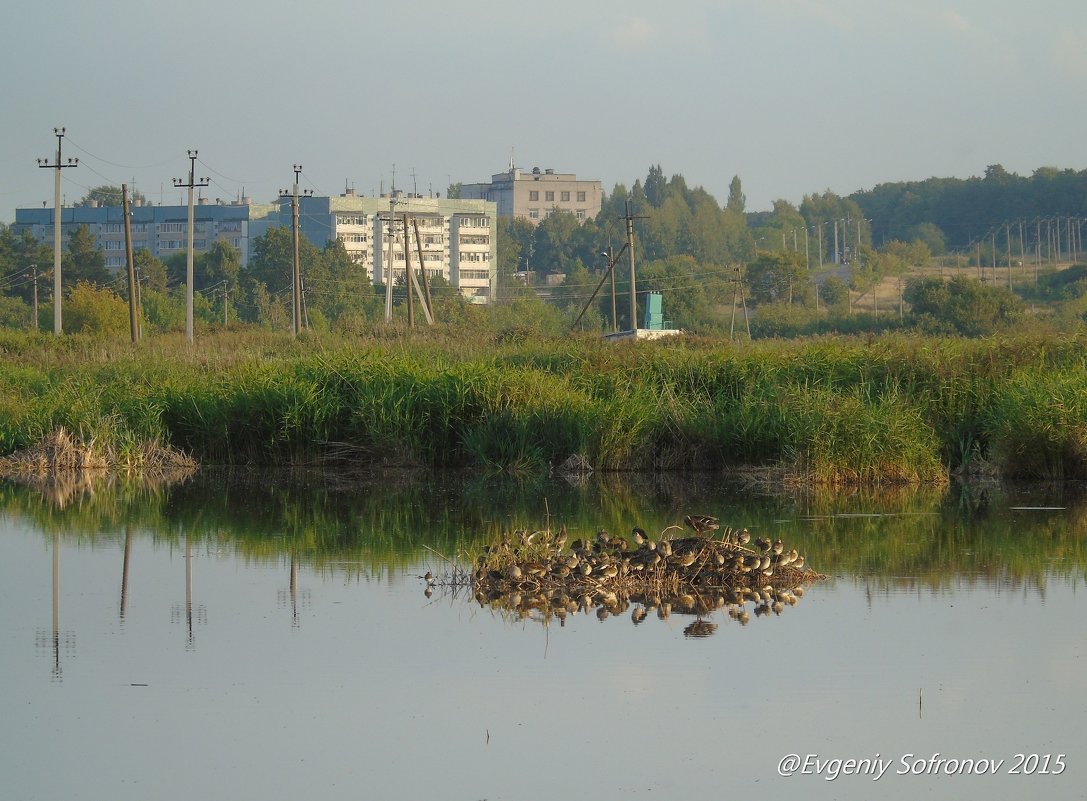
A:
[[3, 0, 1085, 223]]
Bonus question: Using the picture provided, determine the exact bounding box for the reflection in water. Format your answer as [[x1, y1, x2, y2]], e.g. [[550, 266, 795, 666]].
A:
[[170, 536, 206, 649], [33, 532, 74, 680], [455, 524, 817, 638], [2, 469, 1085, 592], [3, 471, 1085, 801]]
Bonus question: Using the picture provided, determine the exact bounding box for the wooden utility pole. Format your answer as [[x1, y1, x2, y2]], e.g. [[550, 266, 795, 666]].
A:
[[738, 268, 751, 338], [122, 184, 138, 342], [37, 127, 77, 335], [173, 150, 209, 344], [623, 199, 646, 332], [401, 214, 433, 326], [412, 217, 434, 323]]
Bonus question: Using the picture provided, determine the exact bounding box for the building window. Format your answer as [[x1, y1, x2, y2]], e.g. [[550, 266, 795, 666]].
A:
[[104, 223, 123, 233], [545, 191, 555, 202], [560, 191, 570, 202], [529, 191, 539, 201], [577, 191, 586, 202], [529, 209, 539, 220], [576, 210, 586, 220], [104, 240, 124, 250], [159, 222, 185, 233]]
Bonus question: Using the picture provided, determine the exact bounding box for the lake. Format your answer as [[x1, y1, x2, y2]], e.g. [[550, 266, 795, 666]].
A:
[[0, 471, 1083, 801]]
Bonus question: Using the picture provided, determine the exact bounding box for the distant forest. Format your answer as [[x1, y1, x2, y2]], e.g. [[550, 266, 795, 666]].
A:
[[850, 164, 1087, 251]]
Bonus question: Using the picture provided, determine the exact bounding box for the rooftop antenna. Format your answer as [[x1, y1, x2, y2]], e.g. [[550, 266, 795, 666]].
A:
[[509, 147, 515, 172]]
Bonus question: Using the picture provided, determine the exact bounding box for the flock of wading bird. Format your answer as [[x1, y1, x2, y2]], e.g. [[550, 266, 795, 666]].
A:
[[425, 514, 821, 637]]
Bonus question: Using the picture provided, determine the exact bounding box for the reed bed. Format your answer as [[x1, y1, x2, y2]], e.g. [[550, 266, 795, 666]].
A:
[[0, 329, 1085, 482]]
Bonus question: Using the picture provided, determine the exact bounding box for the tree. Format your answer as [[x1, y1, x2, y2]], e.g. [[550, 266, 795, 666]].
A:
[[0, 227, 52, 304], [203, 240, 242, 294], [726, 175, 746, 214], [904, 276, 1023, 336], [446, 182, 462, 199], [133, 249, 168, 293], [532, 211, 581, 274], [498, 217, 534, 274], [644, 164, 667, 208], [77, 185, 147, 208], [819, 276, 849, 308], [63, 225, 111, 287], [744, 251, 812, 306]]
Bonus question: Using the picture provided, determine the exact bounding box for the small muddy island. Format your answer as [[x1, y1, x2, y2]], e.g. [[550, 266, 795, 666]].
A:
[[439, 515, 823, 635]]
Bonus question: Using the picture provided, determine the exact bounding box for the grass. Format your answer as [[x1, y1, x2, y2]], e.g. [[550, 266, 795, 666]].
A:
[[0, 327, 1085, 482]]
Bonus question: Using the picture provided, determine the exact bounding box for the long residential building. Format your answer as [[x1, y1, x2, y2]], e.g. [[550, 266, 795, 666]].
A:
[[459, 165, 603, 224], [12, 197, 272, 270], [13, 192, 498, 303]]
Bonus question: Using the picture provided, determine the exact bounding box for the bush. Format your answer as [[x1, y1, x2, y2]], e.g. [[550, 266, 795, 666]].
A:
[[65, 282, 129, 336]]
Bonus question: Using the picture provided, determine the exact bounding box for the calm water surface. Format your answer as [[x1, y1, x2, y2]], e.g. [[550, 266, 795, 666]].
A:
[[1, 473, 1084, 801]]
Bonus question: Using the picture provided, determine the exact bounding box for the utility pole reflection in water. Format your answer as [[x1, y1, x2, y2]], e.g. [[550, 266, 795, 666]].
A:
[[172, 536, 206, 649], [278, 551, 310, 627], [120, 524, 133, 623], [36, 533, 74, 680]]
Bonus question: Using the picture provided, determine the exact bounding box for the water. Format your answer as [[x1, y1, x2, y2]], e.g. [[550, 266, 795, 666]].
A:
[[1, 473, 1084, 801]]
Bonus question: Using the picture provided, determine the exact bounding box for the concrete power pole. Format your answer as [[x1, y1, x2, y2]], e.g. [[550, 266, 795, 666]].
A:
[[279, 165, 309, 336], [173, 151, 209, 344], [37, 127, 77, 335], [31, 266, 39, 330]]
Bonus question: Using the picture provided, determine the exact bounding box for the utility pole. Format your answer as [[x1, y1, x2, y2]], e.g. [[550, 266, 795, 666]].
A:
[[31, 266, 39, 330], [279, 165, 310, 336], [804, 226, 810, 271], [833, 219, 840, 264], [122, 184, 138, 342], [173, 150, 208, 344], [382, 198, 399, 321], [1006, 223, 1013, 291], [1036, 219, 1042, 286], [411, 217, 434, 323], [623, 199, 646, 332], [37, 127, 77, 335]]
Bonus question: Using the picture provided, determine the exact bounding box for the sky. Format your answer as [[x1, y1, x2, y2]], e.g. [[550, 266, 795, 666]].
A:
[[2, 0, 1086, 223]]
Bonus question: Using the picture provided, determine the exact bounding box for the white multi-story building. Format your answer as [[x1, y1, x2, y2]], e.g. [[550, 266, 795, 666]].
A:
[[290, 192, 498, 303]]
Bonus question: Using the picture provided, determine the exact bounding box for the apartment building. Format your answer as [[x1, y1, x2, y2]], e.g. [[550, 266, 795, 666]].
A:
[[286, 192, 497, 303], [14, 192, 498, 303], [12, 198, 273, 270], [459, 165, 603, 224]]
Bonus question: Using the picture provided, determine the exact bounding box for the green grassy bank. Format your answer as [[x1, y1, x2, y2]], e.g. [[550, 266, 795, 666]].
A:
[[1, 328, 1085, 483]]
